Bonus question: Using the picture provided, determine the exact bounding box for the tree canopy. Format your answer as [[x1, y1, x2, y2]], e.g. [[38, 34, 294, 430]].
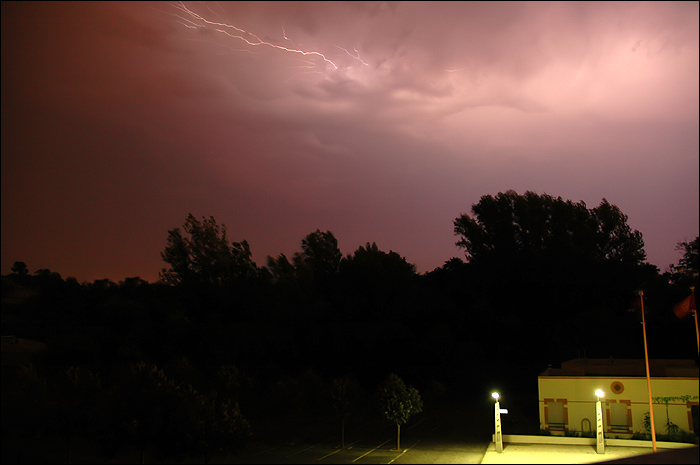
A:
[[668, 236, 699, 284], [159, 214, 258, 288], [377, 373, 422, 450], [453, 190, 646, 266], [449, 191, 655, 364]]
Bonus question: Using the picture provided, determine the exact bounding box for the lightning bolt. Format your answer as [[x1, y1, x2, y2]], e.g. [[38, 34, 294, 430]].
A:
[[168, 1, 338, 70], [336, 46, 369, 66]]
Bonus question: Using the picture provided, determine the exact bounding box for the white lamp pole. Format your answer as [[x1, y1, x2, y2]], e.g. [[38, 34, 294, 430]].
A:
[[595, 389, 605, 454], [493, 392, 504, 453]]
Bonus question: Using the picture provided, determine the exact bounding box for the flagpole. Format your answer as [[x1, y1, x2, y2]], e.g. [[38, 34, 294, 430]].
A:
[[691, 287, 698, 356], [639, 290, 657, 453]]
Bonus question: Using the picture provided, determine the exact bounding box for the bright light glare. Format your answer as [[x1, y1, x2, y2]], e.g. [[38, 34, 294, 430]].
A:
[[492, 392, 500, 399], [595, 389, 605, 398]]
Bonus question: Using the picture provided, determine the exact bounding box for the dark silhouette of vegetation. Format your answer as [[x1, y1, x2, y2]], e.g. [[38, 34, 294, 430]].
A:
[[454, 190, 646, 265], [451, 190, 659, 366], [667, 237, 699, 289], [2, 193, 698, 462], [329, 375, 364, 449], [160, 214, 260, 288], [10, 261, 28, 276]]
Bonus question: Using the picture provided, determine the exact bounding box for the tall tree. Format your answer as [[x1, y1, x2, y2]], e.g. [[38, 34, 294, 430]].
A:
[[266, 230, 341, 290], [160, 214, 258, 288], [453, 190, 646, 265], [11, 261, 29, 276], [675, 237, 700, 276], [329, 376, 364, 449], [339, 242, 417, 311], [337, 243, 420, 370], [668, 236, 700, 288], [452, 191, 651, 364], [294, 229, 343, 284]]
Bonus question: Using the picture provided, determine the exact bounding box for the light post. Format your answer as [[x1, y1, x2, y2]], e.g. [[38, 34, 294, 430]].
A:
[[492, 392, 507, 453], [595, 389, 605, 454]]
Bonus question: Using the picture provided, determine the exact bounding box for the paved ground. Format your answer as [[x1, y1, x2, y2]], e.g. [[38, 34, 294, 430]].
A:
[[480, 442, 699, 464], [219, 439, 489, 464], [17, 430, 694, 464], [216, 438, 697, 464], [218, 410, 492, 464]]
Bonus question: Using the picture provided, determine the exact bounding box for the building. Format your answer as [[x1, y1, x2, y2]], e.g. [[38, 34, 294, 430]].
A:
[[1, 335, 48, 368], [538, 358, 699, 438]]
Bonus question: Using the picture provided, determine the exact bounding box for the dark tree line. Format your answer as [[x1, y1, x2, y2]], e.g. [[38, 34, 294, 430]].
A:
[[2, 191, 698, 461]]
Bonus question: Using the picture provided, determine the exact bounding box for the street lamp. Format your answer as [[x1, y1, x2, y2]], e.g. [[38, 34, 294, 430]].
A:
[[595, 389, 605, 454], [492, 392, 506, 453]]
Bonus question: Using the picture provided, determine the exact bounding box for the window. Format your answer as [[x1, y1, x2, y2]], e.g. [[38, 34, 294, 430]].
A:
[[546, 399, 566, 431], [690, 403, 698, 433], [608, 401, 630, 433]]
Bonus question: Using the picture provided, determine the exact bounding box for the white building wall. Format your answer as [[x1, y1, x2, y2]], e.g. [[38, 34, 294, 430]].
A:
[[538, 376, 698, 437]]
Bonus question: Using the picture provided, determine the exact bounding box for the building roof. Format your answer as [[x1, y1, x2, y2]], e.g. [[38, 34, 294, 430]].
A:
[[539, 358, 699, 378], [1, 336, 48, 367]]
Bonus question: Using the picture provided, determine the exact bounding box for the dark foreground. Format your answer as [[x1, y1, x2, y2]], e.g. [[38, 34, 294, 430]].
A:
[[2, 393, 498, 464]]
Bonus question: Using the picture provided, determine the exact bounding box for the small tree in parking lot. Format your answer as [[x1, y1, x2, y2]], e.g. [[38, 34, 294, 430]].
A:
[[378, 373, 423, 450], [330, 376, 364, 449]]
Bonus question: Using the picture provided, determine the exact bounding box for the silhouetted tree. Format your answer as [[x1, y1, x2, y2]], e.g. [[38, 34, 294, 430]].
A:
[[296, 229, 342, 281], [11, 261, 29, 276], [339, 242, 417, 315], [676, 237, 699, 275], [160, 214, 258, 288], [454, 190, 646, 265], [48, 366, 112, 462], [451, 191, 651, 366], [336, 243, 420, 371], [159, 214, 263, 332], [266, 253, 296, 283], [329, 375, 364, 449], [667, 236, 700, 289], [1, 365, 47, 463], [189, 391, 251, 464], [114, 360, 250, 462]]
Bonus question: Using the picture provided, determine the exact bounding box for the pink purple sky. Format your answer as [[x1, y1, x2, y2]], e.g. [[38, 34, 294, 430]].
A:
[[2, 1, 698, 283]]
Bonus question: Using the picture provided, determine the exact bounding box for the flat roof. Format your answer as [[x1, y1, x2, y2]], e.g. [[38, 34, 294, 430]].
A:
[[539, 358, 699, 378]]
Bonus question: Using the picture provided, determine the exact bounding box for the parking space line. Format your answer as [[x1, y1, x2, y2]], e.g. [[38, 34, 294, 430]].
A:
[[431, 421, 444, 431], [351, 438, 391, 462], [286, 442, 322, 458], [407, 416, 430, 430], [386, 439, 420, 464], [256, 445, 282, 455], [317, 439, 361, 461]]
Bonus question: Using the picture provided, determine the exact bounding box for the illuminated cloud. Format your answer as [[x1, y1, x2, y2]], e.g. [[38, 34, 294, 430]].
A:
[[1, 1, 697, 281]]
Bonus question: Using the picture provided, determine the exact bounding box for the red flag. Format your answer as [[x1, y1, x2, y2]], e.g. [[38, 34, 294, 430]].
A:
[[674, 292, 697, 319]]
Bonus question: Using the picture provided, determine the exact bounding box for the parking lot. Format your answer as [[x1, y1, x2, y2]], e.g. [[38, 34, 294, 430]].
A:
[[217, 436, 696, 465], [221, 411, 491, 464], [223, 440, 488, 464]]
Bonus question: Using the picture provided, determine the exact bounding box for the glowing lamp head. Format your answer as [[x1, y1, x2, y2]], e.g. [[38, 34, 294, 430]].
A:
[[492, 392, 500, 400], [595, 389, 605, 398]]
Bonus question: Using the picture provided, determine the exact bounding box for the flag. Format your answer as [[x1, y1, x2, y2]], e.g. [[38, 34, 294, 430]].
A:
[[674, 292, 697, 320]]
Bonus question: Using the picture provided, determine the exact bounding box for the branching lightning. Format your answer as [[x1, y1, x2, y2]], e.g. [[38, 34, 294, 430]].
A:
[[168, 1, 338, 70], [336, 46, 369, 66]]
